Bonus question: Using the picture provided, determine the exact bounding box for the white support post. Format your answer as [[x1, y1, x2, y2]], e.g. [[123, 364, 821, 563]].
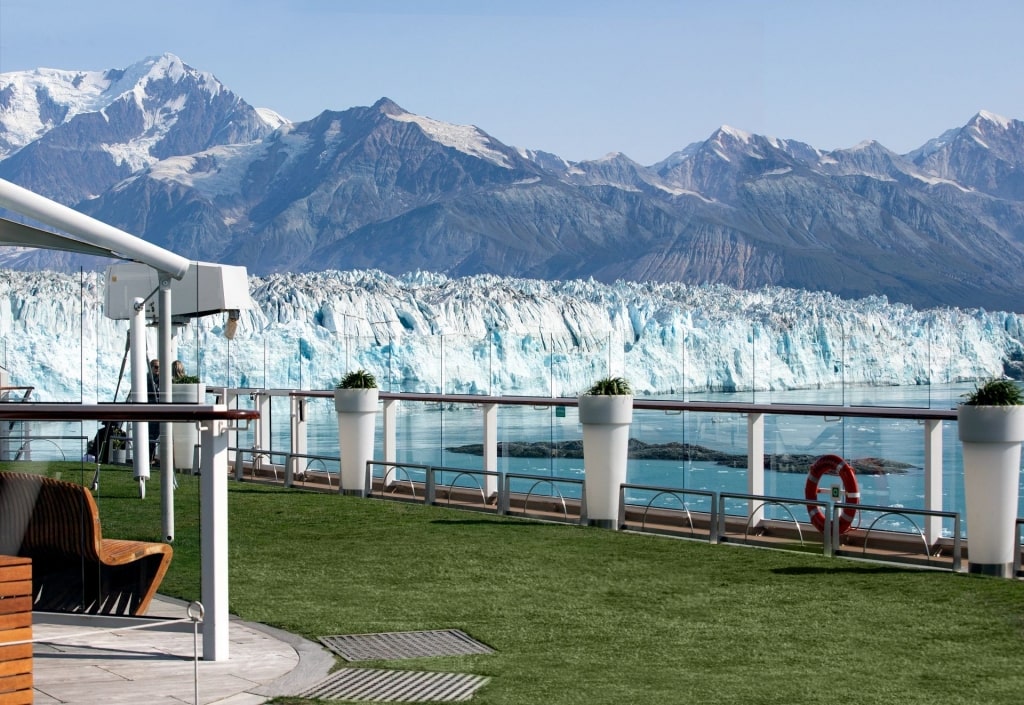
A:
[[747, 413, 765, 526], [200, 413, 229, 661], [287, 396, 307, 487], [483, 403, 498, 498], [220, 388, 238, 467], [129, 298, 150, 483], [159, 275, 174, 542], [255, 392, 272, 457], [923, 419, 944, 547], [382, 399, 398, 486]]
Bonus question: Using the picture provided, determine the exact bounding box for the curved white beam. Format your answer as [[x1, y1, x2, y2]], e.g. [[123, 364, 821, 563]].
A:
[[0, 178, 189, 279]]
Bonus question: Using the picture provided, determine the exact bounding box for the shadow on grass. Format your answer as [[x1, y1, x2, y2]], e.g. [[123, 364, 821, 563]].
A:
[[772, 564, 917, 575], [430, 518, 546, 527]]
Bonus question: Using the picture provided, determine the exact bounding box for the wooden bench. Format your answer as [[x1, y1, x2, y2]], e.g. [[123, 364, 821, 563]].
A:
[[0, 472, 172, 617], [0, 555, 32, 705]]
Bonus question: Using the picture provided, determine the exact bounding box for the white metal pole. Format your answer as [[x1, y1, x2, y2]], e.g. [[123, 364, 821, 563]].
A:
[[747, 412, 765, 526], [200, 413, 229, 661], [130, 297, 150, 484], [159, 275, 174, 542], [923, 419, 944, 547], [483, 403, 498, 498]]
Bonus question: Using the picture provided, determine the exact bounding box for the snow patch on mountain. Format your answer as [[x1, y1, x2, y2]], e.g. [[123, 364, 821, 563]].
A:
[[976, 110, 1012, 129], [388, 111, 511, 168], [0, 67, 113, 156]]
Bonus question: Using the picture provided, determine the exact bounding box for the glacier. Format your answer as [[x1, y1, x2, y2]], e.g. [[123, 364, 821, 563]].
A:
[[0, 267, 1021, 403]]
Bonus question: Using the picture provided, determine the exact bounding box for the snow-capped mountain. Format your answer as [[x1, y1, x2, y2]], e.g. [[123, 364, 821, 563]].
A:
[[0, 54, 281, 203], [2, 55, 1024, 314], [2, 268, 1021, 403]]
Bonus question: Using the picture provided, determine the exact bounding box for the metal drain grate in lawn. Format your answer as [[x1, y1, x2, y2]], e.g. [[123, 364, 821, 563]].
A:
[[320, 629, 495, 661], [300, 668, 489, 702]]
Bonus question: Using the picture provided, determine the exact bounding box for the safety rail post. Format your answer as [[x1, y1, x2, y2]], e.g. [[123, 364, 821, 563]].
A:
[[1013, 518, 1023, 577], [952, 514, 963, 572], [923, 418, 944, 548], [287, 395, 307, 488], [425, 467, 437, 505], [499, 473, 511, 515], [747, 412, 765, 528], [482, 403, 498, 499]]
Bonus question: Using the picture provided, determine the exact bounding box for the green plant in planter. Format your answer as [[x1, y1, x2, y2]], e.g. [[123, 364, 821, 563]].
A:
[[962, 377, 1024, 406], [173, 374, 201, 384], [336, 369, 378, 389], [585, 376, 632, 396]]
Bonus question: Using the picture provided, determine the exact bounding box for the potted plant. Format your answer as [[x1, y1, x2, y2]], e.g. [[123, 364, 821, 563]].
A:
[[172, 372, 205, 472], [334, 369, 379, 495], [958, 377, 1024, 577], [579, 376, 633, 529], [111, 436, 128, 465]]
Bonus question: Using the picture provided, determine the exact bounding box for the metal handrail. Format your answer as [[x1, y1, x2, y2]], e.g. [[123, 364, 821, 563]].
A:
[[830, 501, 962, 571], [719, 491, 835, 555], [424, 465, 500, 507], [500, 472, 584, 524], [619, 483, 718, 541]]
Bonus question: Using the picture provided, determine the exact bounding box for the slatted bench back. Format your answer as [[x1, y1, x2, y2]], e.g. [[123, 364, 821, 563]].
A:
[[0, 473, 102, 564]]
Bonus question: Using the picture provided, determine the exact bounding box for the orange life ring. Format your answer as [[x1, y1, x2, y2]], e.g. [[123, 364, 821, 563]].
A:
[[804, 454, 860, 534]]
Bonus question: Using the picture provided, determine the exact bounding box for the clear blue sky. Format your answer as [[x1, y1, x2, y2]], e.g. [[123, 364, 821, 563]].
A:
[[1, 0, 1022, 164]]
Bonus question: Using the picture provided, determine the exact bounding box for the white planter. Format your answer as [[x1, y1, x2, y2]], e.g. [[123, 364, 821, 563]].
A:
[[958, 404, 1024, 576], [335, 388, 379, 495], [172, 382, 206, 471], [113, 448, 127, 465], [579, 394, 633, 528]]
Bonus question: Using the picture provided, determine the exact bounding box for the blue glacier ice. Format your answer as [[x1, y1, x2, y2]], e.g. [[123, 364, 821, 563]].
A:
[[0, 268, 1021, 403]]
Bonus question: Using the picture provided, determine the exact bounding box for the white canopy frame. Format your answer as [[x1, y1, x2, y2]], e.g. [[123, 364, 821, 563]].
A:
[[0, 178, 189, 538]]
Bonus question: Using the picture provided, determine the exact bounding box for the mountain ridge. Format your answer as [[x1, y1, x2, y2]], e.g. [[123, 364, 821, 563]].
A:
[[2, 54, 1024, 312]]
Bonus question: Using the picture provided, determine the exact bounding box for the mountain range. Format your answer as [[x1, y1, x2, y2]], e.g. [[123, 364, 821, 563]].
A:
[[2, 53, 1024, 312]]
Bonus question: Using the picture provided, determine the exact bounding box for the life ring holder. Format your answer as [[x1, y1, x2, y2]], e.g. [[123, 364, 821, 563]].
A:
[[804, 454, 860, 534]]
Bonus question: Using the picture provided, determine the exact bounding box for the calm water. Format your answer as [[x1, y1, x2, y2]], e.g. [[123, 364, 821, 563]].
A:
[[272, 383, 1019, 537], [23, 383, 1024, 537]]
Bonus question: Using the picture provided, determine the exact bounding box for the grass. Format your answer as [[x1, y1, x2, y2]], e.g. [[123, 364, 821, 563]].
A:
[[8, 462, 1024, 705]]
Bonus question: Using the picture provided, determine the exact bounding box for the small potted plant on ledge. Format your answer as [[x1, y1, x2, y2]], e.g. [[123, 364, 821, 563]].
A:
[[334, 370, 379, 496], [958, 377, 1024, 577], [579, 376, 633, 529]]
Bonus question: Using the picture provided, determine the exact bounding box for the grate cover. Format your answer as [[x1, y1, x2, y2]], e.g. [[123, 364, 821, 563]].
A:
[[320, 629, 494, 662], [299, 668, 489, 702]]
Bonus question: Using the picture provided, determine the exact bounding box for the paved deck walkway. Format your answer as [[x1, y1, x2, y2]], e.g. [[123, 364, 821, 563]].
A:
[[30, 595, 334, 705]]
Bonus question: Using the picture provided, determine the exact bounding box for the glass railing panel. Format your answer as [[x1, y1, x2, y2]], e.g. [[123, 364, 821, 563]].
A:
[[437, 334, 491, 396], [624, 408, 717, 515], [551, 330, 615, 399]]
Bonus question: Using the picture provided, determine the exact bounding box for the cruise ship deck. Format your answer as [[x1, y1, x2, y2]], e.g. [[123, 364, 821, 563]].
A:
[[29, 595, 334, 705]]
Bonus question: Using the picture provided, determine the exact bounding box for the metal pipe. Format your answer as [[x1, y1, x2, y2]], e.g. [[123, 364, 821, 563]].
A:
[[0, 178, 189, 278]]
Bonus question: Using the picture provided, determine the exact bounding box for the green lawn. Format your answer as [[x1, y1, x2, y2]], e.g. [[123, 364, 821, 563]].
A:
[[11, 463, 1024, 705]]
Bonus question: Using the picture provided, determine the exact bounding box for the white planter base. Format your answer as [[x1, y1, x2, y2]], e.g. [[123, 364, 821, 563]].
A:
[[579, 394, 633, 528], [172, 383, 205, 471], [335, 388, 379, 495], [962, 441, 1021, 578]]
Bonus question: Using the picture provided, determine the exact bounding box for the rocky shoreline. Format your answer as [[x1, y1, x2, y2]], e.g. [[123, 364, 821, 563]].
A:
[[445, 439, 913, 475]]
